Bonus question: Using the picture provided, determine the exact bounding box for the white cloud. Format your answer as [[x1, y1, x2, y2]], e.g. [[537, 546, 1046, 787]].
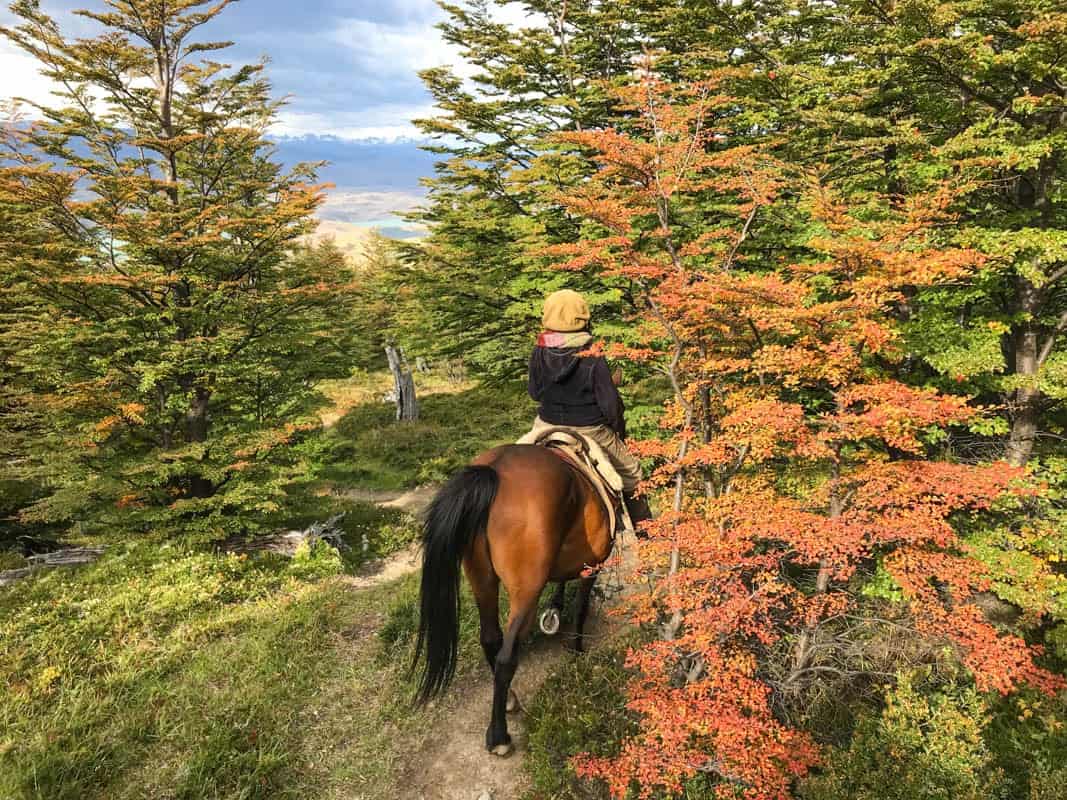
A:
[[1, 2, 555, 141], [1, 30, 436, 143], [326, 4, 549, 83], [294, 3, 550, 141], [328, 16, 477, 80], [492, 2, 549, 29], [0, 41, 60, 113], [271, 104, 437, 142]]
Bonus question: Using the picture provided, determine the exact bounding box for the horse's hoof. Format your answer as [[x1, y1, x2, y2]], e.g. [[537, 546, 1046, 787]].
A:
[[486, 731, 512, 756], [539, 607, 560, 635], [506, 689, 520, 713]]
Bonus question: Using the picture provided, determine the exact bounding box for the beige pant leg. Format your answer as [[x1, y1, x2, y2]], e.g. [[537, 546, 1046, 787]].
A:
[[530, 416, 553, 438], [578, 424, 642, 493]]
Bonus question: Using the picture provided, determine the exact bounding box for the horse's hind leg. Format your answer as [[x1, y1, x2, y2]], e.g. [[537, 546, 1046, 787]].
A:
[[572, 573, 598, 653], [465, 549, 525, 713], [486, 585, 540, 756], [464, 539, 502, 672]]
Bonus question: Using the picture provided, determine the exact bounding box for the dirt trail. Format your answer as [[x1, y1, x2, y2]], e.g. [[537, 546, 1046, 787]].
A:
[[346, 485, 639, 800], [336, 485, 436, 590], [342, 484, 439, 515], [405, 638, 564, 800], [401, 583, 632, 800], [339, 541, 423, 591]]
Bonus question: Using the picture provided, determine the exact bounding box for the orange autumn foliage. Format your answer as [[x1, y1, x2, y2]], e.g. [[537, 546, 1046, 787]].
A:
[[550, 69, 1064, 799]]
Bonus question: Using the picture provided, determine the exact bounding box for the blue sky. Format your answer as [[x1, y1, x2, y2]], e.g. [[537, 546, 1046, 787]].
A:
[[0, 0, 494, 236]]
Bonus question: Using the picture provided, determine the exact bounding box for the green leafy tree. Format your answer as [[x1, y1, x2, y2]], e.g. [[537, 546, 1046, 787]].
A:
[[351, 232, 421, 420], [0, 104, 52, 535], [888, 0, 1067, 468], [402, 0, 642, 381], [0, 0, 356, 536], [404, 0, 821, 383], [742, 0, 1067, 467]]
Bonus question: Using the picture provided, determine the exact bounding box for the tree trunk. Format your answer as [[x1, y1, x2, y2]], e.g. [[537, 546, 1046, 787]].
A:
[[790, 456, 842, 682], [1006, 276, 1042, 467], [185, 386, 211, 443], [1007, 387, 1040, 468], [185, 386, 214, 498], [1005, 150, 1058, 467], [699, 381, 715, 499], [385, 344, 418, 422]]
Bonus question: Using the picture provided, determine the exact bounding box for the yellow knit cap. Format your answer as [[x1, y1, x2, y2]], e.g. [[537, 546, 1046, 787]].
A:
[[541, 289, 590, 333]]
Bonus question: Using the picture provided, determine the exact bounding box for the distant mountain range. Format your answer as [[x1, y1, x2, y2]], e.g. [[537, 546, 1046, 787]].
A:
[[274, 135, 438, 238], [7, 122, 436, 239]]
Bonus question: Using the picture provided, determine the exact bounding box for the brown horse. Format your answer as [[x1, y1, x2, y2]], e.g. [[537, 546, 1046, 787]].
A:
[[412, 443, 614, 755]]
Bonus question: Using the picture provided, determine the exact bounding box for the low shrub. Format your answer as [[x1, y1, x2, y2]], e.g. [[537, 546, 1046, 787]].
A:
[[798, 672, 1001, 800], [289, 539, 345, 580], [523, 644, 639, 800], [984, 689, 1067, 800]]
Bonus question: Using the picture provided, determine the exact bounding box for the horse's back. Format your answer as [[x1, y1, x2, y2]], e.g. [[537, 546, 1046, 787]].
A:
[[473, 443, 612, 583]]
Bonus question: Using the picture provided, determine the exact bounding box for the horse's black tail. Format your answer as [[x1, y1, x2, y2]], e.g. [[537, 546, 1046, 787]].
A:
[[413, 464, 499, 704]]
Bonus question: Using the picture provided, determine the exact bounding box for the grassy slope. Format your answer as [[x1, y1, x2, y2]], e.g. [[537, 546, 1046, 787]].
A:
[[0, 545, 485, 800], [319, 374, 531, 491], [0, 372, 531, 799]]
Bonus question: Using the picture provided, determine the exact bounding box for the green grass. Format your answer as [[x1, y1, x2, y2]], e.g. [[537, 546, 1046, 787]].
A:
[[521, 640, 640, 800], [320, 380, 531, 491], [0, 536, 486, 800], [0, 550, 27, 571]]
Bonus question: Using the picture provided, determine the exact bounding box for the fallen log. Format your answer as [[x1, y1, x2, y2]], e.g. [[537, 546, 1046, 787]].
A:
[[0, 546, 107, 587], [218, 513, 349, 557]]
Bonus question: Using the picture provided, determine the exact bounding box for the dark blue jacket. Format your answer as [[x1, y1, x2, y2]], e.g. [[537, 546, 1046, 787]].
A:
[[527, 344, 626, 438]]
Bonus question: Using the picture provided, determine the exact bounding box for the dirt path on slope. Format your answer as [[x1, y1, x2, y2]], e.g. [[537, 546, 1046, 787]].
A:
[[342, 485, 439, 515], [403, 639, 564, 800], [335, 485, 437, 590]]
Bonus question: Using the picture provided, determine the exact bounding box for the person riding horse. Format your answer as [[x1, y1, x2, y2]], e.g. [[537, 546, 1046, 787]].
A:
[[413, 289, 652, 758], [526, 289, 653, 527]]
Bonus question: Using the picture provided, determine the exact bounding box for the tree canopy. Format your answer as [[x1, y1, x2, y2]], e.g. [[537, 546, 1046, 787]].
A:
[[0, 0, 358, 536]]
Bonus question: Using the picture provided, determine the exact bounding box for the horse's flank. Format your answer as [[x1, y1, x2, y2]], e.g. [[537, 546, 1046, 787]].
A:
[[472, 444, 613, 584]]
